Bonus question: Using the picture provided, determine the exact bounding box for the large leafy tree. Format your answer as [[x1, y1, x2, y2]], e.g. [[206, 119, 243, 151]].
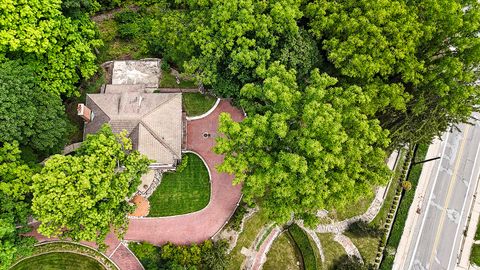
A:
[[183, 0, 303, 97], [306, 0, 480, 145], [215, 64, 390, 225], [0, 0, 102, 96], [0, 60, 71, 155], [0, 142, 36, 270], [32, 125, 150, 247]]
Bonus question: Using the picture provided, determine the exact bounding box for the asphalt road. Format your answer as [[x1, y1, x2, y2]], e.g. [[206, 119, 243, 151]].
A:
[[405, 117, 480, 270]]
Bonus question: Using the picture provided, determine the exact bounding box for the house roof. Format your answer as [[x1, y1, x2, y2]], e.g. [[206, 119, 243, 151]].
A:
[[85, 91, 182, 165]]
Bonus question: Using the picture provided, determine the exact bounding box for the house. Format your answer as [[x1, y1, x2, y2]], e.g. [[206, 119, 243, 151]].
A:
[[78, 60, 184, 169]]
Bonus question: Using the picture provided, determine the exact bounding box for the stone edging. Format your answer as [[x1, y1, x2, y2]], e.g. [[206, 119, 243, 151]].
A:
[[186, 98, 221, 121]]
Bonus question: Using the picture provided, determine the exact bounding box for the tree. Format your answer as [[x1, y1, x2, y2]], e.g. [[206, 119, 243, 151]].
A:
[[0, 60, 71, 155], [0, 0, 102, 96], [183, 0, 303, 97], [215, 63, 390, 225], [0, 142, 36, 270], [160, 240, 229, 269], [32, 125, 150, 247], [306, 0, 480, 146]]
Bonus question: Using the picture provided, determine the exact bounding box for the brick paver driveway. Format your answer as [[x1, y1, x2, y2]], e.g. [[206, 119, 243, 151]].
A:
[[125, 99, 244, 245]]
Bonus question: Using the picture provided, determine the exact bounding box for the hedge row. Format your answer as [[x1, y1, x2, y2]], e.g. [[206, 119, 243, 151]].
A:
[[288, 224, 317, 270], [379, 144, 428, 269]]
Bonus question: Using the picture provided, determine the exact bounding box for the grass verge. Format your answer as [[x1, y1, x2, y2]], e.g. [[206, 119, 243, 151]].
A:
[[471, 244, 480, 266], [344, 232, 379, 264], [317, 233, 346, 269], [380, 144, 428, 269], [182, 93, 217, 117], [148, 153, 210, 217], [228, 210, 269, 270], [264, 232, 301, 270]]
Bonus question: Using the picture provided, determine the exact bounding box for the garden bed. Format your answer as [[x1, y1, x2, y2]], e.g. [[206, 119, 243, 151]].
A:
[[148, 153, 210, 217]]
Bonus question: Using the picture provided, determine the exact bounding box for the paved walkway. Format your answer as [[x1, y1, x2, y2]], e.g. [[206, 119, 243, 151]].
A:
[[28, 100, 244, 269], [125, 100, 244, 245], [250, 226, 282, 270]]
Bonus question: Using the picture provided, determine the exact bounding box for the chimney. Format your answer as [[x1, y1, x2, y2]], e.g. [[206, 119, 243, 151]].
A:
[[77, 103, 93, 122]]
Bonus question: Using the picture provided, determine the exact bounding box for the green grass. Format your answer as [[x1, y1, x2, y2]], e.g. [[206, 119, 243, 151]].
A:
[[129, 242, 162, 270], [475, 219, 480, 240], [371, 151, 406, 227], [317, 233, 346, 269], [344, 232, 379, 264], [264, 233, 301, 270], [331, 190, 375, 221], [96, 19, 150, 63], [11, 252, 105, 270], [471, 244, 480, 266], [160, 72, 197, 88], [182, 93, 217, 117], [288, 224, 317, 270], [380, 144, 428, 269], [228, 210, 270, 270], [148, 153, 210, 217]]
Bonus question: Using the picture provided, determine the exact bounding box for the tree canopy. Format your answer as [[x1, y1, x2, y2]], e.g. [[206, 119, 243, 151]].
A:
[[0, 60, 71, 155], [32, 125, 150, 247], [0, 142, 36, 270], [215, 63, 390, 225], [0, 0, 102, 96]]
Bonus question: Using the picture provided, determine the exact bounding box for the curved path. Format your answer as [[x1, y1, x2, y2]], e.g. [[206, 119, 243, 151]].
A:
[[29, 100, 244, 269], [125, 100, 244, 245]]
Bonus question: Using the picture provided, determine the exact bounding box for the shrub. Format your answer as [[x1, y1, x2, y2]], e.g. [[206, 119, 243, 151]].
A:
[[129, 242, 161, 270], [402, 180, 412, 191], [226, 203, 248, 231], [346, 220, 382, 237], [161, 59, 171, 72], [160, 240, 229, 270], [114, 10, 138, 24], [117, 23, 140, 40], [176, 154, 189, 173]]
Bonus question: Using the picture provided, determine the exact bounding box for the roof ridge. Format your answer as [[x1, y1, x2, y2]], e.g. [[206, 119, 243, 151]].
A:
[[140, 93, 180, 119], [139, 121, 179, 159], [86, 94, 111, 121]]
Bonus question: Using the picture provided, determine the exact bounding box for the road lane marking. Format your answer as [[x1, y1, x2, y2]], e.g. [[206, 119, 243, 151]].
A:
[[408, 132, 451, 270], [447, 123, 480, 268], [428, 125, 470, 267]]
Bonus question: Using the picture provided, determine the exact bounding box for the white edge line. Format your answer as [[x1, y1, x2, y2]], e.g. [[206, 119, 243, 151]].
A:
[[186, 98, 221, 121], [108, 242, 122, 258], [448, 124, 480, 268], [408, 131, 451, 270]]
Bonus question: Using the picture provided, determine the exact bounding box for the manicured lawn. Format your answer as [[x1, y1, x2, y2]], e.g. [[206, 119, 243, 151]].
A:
[[471, 244, 480, 266], [288, 224, 317, 270], [160, 72, 197, 88], [182, 93, 217, 117], [264, 232, 301, 270], [228, 210, 270, 270], [12, 252, 105, 270], [148, 153, 210, 217], [317, 233, 346, 270]]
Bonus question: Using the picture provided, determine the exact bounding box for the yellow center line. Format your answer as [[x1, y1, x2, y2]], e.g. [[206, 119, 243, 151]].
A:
[[428, 125, 471, 266]]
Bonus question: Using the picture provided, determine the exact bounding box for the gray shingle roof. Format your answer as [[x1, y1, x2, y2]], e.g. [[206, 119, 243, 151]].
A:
[[85, 92, 182, 166]]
